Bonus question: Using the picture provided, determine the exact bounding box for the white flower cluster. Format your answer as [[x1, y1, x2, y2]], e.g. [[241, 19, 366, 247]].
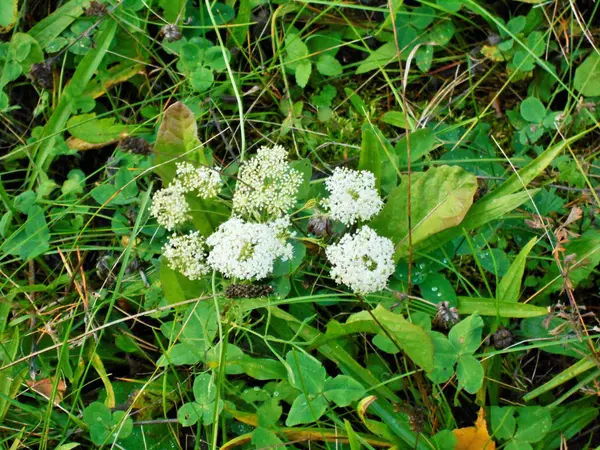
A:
[[150, 183, 190, 231], [163, 231, 209, 280], [325, 226, 394, 295], [151, 162, 222, 231], [175, 162, 222, 198], [323, 167, 383, 225], [206, 217, 293, 280], [233, 145, 302, 219]]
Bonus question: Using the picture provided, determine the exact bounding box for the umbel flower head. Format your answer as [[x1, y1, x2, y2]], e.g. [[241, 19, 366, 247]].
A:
[[323, 167, 383, 225], [163, 231, 209, 280], [175, 162, 222, 198], [150, 182, 190, 231], [325, 226, 394, 295], [232, 145, 302, 219], [207, 217, 293, 280]]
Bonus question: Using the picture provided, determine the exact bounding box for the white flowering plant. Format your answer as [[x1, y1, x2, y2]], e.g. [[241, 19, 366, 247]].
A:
[[150, 103, 397, 299], [148, 103, 502, 447]]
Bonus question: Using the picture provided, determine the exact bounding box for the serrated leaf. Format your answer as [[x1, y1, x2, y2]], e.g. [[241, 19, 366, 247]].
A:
[[316, 54, 343, 76], [295, 61, 312, 87]]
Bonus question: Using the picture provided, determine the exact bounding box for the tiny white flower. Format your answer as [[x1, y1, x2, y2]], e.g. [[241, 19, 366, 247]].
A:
[[207, 217, 293, 280], [325, 226, 394, 295], [150, 182, 190, 231], [233, 145, 302, 219], [323, 167, 383, 225], [175, 162, 222, 198], [163, 231, 209, 280]]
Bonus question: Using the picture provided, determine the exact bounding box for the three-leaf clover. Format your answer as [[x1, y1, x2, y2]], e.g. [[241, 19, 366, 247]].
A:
[[285, 350, 366, 426], [177, 373, 224, 426], [82, 402, 133, 446]]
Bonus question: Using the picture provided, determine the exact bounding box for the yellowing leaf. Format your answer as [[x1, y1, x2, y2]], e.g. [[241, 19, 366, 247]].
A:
[[453, 408, 496, 450]]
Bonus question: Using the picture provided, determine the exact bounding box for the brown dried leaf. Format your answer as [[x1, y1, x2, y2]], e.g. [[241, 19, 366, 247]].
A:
[[26, 377, 66, 405]]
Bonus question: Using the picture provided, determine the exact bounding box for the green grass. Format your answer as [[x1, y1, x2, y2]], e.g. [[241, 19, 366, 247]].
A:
[[0, 0, 600, 449]]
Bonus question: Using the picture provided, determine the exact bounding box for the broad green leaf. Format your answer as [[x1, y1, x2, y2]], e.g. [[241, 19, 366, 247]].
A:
[[295, 61, 312, 87], [10, 33, 43, 72], [193, 373, 217, 403], [323, 375, 366, 407], [415, 45, 434, 72], [154, 101, 210, 182], [177, 402, 200, 426], [159, 261, 207, 304], [190, 67, 214, 92], [416, 189, 538, 256], [520, 97, 545, 123], [284, 33, 309, 72], [83, 402, 112, 428], [156, 343, 203, 366], [449, 313, 483, 355], [491, 406, 516, 440], [110, 411, 133, 439], [457, 297, 547, 318], [497, 238, 536, 302], [506, 440, 532, 450], [158, 0, 186, 22], [514, 407, 552, 443], [285, 350, 327, 395], [348, 305, 434, 372], [0, 0, 17, 31], [316, 54, 343, 76], [540, 230, 600, 294], [227, 0, 251, 47], [251, 428, 285, 449], [356, 42, 397, 74], [574, 52, 600, 97], [432, 430, 457, 450], [67, 114, 136, 143], [381, 111, 407, 128], [427, 331, 458, 383], [153, 101, 227, 235], [371, 165, 477, 261], [456, 354, 484, 394], [419, 273, 456, 305], [396, 128, 437, 166], [285, 394, 328, 426], [358, 126, 382, 189]]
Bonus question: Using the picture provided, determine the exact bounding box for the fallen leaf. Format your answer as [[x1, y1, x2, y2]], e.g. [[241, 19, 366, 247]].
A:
[[26, 377, 67, 405], [67, 136, 118, 151], [453, 408, 496, 450]]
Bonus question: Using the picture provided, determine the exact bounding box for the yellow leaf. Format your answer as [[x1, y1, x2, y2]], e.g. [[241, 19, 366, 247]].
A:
[[453, 408, 496, 450]]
